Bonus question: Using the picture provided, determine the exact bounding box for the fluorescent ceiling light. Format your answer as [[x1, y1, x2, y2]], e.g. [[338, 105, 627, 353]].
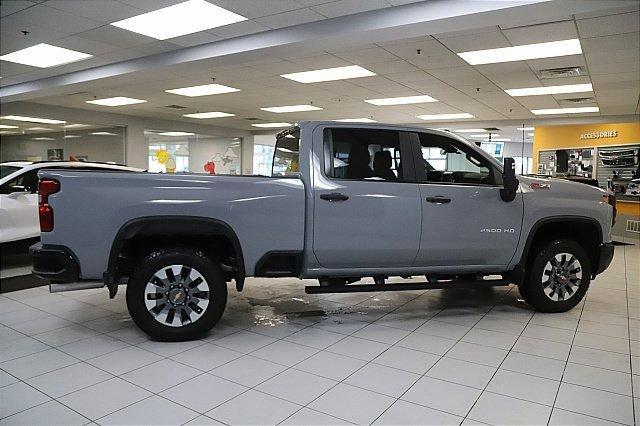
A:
[[416, 113, 475, 121], [333, 118, 377, 123], [505, 83, 592, 97], [0, 131, 18, 135], [485, 138, 511, 142], [0, 43, 92, 68], [281, 65, 376, 83], [261, 105, 322, 113], [32, 137, 56, 141], [528, 133, 535, 137], [90, 132, 118, 136], [531, 106, 599, 115], [63, 124, 90, 128], [183, 111, 235, 119], [166, 83, 241, 97], [111, 0, 247, 40], [2, 115, 65, 124], [517, 127, 535, 131], [26, 127, 52, 131], [470, 134, 500, 138], [86, 97, 147, 106], [64, 135, 82, 139], [365, 95, 438, 106], [158, 131, 194, 136], [453, 129, 486, 133], [0, 125, 18, 129], [252, 123, 292, 128], [458, 39, 582, 65]]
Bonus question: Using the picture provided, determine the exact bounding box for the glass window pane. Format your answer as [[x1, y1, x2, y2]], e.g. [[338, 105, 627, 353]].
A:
[[272, 128, 300, 177]]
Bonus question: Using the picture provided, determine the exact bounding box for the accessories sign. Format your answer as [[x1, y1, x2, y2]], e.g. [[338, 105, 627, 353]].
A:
[[580, 130, 618, 140]]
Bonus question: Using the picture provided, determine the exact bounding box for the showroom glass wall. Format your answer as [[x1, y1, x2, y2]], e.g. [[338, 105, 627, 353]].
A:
[[0, 121, 125, 164], [145, 130, 242, 174]]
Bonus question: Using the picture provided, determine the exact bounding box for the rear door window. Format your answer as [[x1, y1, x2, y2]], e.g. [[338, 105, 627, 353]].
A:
[[272, 127, 300, 177]]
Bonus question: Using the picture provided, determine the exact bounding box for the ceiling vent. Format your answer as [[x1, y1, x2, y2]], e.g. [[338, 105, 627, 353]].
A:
[[163, 104, 187, 109], [560, 97, 596, 105], [538, 66, 586, 79]]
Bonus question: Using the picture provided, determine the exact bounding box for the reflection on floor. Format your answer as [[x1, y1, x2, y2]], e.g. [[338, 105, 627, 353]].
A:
[[0, 244, 638, 425]]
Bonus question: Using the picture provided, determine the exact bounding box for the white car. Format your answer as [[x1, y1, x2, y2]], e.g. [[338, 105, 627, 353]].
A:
[[0, 161, 143, 243]]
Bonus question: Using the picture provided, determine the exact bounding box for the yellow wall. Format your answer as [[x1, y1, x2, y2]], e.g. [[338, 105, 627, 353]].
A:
[[533, 121, 640, 217]]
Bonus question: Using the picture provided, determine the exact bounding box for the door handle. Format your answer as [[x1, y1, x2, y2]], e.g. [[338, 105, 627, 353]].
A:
[[425, 196, 451, 204], [320, 192, 349, 202]]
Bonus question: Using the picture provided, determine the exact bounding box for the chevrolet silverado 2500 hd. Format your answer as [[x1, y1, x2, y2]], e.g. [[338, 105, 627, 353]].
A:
[[31, 122, 615, 340]]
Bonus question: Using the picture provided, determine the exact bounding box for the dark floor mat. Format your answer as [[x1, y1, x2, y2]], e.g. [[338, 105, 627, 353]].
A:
[[0, 274, 47, 293]]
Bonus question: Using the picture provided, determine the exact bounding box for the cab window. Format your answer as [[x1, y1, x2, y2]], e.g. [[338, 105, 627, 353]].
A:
[[0, 169, 38, 194], [272, 127, 300, 177], [418, 133, 497, 186], [324, 128, 405, 182]]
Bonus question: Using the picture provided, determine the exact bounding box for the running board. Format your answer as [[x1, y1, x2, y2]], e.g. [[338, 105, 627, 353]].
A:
[[305, 279, 510, 294], [49, 281, 104, 293]]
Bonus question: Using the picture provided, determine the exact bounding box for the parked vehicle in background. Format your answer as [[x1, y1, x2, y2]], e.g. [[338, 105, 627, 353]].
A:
[[31, 122, 615, 341], [0, 161, 142, 243]]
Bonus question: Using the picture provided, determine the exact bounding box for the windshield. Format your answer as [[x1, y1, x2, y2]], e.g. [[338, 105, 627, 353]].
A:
[[0, 166, 21, 179], [271, 127, 301, 177]]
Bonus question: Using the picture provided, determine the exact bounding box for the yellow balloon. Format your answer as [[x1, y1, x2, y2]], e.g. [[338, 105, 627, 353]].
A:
[[156, 149, 169, 164]]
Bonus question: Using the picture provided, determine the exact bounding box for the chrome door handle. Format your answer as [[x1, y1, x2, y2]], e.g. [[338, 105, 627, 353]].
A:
[[320, 192, 349, 202], [425, 196, 451, 204]]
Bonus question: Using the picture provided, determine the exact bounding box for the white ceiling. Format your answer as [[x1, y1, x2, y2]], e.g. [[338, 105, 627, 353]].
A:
[[1, 0, 638, 132]]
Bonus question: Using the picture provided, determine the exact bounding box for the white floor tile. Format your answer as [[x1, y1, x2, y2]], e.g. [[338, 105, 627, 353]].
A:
[[427, 357, 496, 389], [0, 336, 49, 363], [309, 383, 395, 425], [573, 332, 631, 355], [500, 351, 566, 380], [352, 323, 411, 344], [569, 345, 631, 373], [1, 400, 88, 426], [294, 350, 367, 381], [26, 362, 112, 398], [401, 376, 481, 417], [0, 369, 19, 387], [468, 392, 551, 425], [98, 395, 199, 425], [347, 362, 420, 398], [0, 348, 77, 380], [32, 324, 98, 347], [9, 316, 73, 336], [58, 377, 151, 420], [512, 336, 571, 361], [251, 340, 319, 366], [474, 317, 527, 335], [0, 381, 51, 418], [563, 362, 633, 396], [372, 345, 440, 374], [121, 359, 201, 393], [554, 382, 634, 425], [257, 368, 337, 405], [135, 339, 206, 357], [281, 407, 352, 425], [213, 330, 277, 353], [326, 336, 390, 361], [462, 327, 518, 350], [58, 335, 130, 360], [87, 346, 162, 375], [415, 319, 470, 340], [486, 369, 559, 406], [184, 414, 225, 425], [171, 343, 242, 371], [374, 399, 462, 425], [396, 332, 456, 355], [160, 374, 247, 413], [207, 389, 300, 425], [106, 325, 149, 345], [548, 408, 620, 425], [210, 355, 287, 387], [284, 327, 346, 349], [446, 341, 508, 367]]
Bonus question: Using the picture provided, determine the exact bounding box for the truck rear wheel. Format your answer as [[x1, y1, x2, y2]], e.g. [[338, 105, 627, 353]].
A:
[[126, 247, 227, 341], [518, 239, 591, 313]]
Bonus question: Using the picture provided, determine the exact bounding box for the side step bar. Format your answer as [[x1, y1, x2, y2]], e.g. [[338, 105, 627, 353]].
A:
[[50, 281, 104, 293], [305, 279, 510, 294]]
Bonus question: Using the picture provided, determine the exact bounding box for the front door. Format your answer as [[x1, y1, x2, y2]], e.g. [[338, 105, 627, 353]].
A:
[[312, 127, 421, 269], [413, 132, 523, 268], [0, 169, 40, 242]]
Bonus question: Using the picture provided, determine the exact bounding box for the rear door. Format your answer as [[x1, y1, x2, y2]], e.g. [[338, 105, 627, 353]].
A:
[[312, 127, 421, 268], [412, 132, 523, 268]]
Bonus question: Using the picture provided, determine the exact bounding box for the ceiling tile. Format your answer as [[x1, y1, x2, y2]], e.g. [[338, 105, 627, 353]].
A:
[[208, 20, 271, 38], [333, 47, 398, 64], [365, 60, 418, 75], [437, 31, 510, 53], [8, 3, 102, 35], [311, 0, 391, 18], [581, 32, 640, 54], [577, 11, 640, 37], [115, 0, 185, 12], [46, 0, 143, 22], [255, 8, 325, 29], [501, 21, 578, 45], [0, 1, 36, 18], [208, 0, 304, 19], [76, 25, 157, 48]]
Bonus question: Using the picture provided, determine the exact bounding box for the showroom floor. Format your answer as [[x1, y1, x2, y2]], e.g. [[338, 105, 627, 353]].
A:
[[0, 245, 638, 426]]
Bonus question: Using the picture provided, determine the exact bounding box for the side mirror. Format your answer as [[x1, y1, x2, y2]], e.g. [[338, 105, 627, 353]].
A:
[[500, 157, 519, 202]]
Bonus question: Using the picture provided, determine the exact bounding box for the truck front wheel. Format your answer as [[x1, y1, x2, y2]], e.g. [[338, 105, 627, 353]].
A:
[[518, 239, 591, 313], [126, 247, 227, 341]]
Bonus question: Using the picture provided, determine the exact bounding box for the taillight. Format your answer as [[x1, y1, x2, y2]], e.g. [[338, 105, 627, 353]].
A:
[[39, 179, 60, 232]]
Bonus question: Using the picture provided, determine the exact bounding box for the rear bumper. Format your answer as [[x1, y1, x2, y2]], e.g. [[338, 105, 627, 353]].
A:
[[30, 242, 80, 282], [595, 242, 614, 275]]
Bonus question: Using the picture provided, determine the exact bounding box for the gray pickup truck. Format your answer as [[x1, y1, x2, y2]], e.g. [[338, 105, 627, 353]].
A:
[[31, 122, 615, 340]]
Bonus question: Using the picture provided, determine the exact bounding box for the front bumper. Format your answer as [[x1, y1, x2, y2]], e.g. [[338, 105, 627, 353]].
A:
[[595, 242, 614, 275], [30, 242, 80, 282]]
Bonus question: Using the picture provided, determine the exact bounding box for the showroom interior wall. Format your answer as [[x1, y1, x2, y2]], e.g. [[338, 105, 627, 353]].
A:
[[0, 101, 255, 173]]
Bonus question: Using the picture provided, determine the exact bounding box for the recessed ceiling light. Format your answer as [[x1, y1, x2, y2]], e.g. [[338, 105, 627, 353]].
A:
[[364, 95, 438, 106], [0, 43, 92, 68], [158, 131, 195, 136], [470, 134, 500, 138], [166, 83, 241, 97], [458, 39, 582, 65], [182, 112, 235, 119], [416, 113, 475, 121], [32, 137, 56, 141], [63, 124, 90, 128], [261, 105, 322, 113], [333, 118, 377, 123], [531, 106, 599, 115], [63, 135, 82, 139], [2, 115, 65, 124], [281, 65, 376, 83], [90, 132, 118, 136], [111, 0, 247, 40], [0, 125, 18, 129], [86, 97, 147, 106], [252, 123, 293, 128], [0, 131, 18, 135], [517, 127, 535, 131], [453, 129, 486, 133], [505, 83, 592, 97]]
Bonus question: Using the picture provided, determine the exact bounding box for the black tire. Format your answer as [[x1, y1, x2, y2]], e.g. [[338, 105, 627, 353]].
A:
[[126, 247, 227, 341], [518, 239, 591, 313]]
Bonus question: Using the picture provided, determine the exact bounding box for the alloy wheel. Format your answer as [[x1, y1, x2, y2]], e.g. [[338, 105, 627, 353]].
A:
[[541, 253, 582, 302]]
